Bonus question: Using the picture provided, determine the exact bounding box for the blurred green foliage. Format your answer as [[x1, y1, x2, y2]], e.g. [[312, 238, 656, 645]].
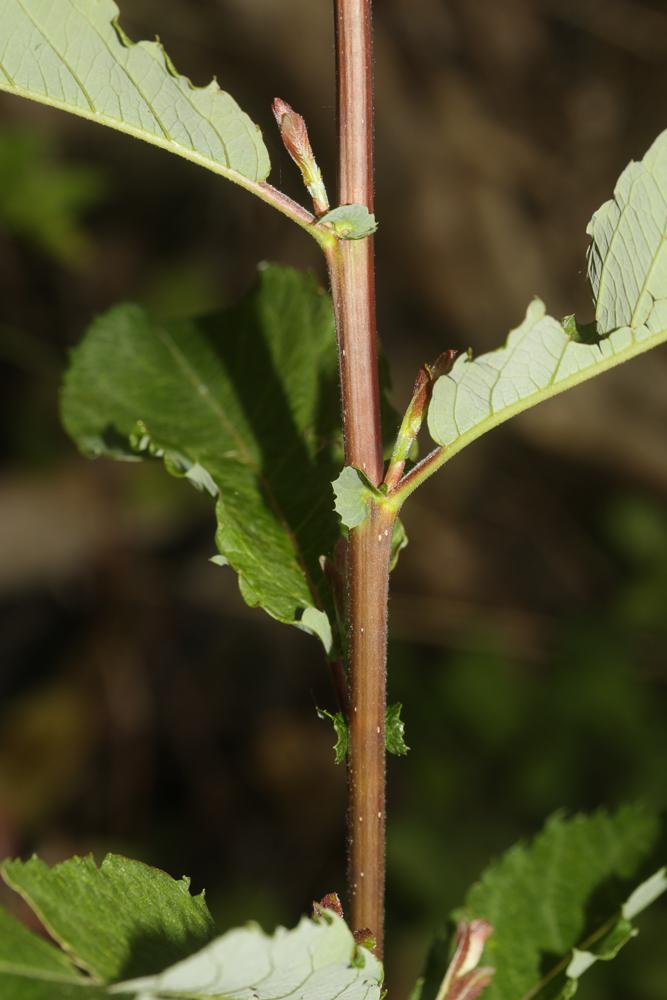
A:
[[387, 497, 667, 998], [0, 128, 105, 263]]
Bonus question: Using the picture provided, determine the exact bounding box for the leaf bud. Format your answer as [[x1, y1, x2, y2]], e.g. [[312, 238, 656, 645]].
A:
[[272, 97, 329, 215]]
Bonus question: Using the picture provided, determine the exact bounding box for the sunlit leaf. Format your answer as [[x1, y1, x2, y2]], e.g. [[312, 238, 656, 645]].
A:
[[425, 130, 667, 466], [0, 854, 383, 1000], [0, 0, 270, 184]]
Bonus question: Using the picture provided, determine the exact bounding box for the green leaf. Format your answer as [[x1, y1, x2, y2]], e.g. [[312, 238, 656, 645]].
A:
[[0, 0, 270, 184], [319, 204, 378, 240], [426, 129, 667, 463], [427, 297, 667, 456], [1, 855, 216, 982], [385, 702, 409, 756], [390, 517, 409, 571], [0, 854, 383, 1000], [317, 707, 349, 765], [455, 805, 660, 1000], [332, 466, 382, 528], [61, 265, 343, 649], [0, 905, 109, 1000], [317, 703, 409, 763]]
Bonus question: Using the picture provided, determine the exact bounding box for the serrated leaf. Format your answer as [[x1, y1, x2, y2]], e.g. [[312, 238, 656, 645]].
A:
[[454, 805, 659, 1000], [317, 703, 409, 763], [332, 466, 381, 528], [0, 854, 383, 1000], [61, 265, 344, 648], [0, 0, 270, 184], [1, 854, 216, 982], [385, 702, 409, 756], [112, 911, 383, 1000], [319, 204, 378, 239], [426, 130, 667, 462], [317, 707, 349, 765]]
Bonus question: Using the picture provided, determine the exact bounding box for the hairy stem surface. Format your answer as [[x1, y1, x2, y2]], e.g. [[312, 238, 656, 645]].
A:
[[346, 505, 394, 953], [329, 0, 387, 955]]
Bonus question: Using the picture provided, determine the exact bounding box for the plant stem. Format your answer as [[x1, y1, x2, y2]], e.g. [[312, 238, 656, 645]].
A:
[[346, 504, 394, 954], [328, 0, 388, 954]]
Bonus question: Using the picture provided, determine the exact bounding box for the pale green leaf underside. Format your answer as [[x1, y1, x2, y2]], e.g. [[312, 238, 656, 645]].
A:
[[0, 0, 270, 183], [458, 805, 659, 1000], [112, 913, 382, 1000], [332, 466, 380, 528], [319, 204, 378, 240], [61, 265, 341, 647], [0, 854, 383, 1000], [427, 129, 667, 456]]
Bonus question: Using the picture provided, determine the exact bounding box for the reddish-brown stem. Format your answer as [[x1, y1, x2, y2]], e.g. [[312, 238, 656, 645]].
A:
[[326, 241, 383, 481], [328, 0, 387, 956], [345, 505, 394, 955]]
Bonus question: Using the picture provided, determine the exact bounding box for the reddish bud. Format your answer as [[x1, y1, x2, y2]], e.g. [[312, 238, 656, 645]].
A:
[[447, 967, 495, 1000], [428, 349, 459, 382], [437, 920, 495, 1000], [313, 891, 344, 920], [272, 97, 329, 215], [353, 928, 376, 951], [272, 98, 314, 166]]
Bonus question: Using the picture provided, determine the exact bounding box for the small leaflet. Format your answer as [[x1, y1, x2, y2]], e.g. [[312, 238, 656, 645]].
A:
[[319, 204, 378, 240], [332, 466, 381, 528]]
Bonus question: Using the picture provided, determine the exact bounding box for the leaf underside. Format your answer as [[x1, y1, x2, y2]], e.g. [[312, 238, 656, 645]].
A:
[[0, 0, 270, 184], [0, 854, 383, 1000], [455, 805, 662, 1000], [332, 465, 381, 528], [61, 265, 342, 646], [427, 129, 667, 459]]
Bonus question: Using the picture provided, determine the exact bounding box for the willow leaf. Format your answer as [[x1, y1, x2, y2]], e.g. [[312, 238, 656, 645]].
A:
[[61, 265, 342, 649], [0, 854, 382, 1000], [113, 912, 382, 1000], [454, 805, 659, 1000], [2, 855, 215, 982], [0, 905, 111, 1000], [0, 0, 270, 184], [426, 129, 667, 460], [332, 466, 381, 528]]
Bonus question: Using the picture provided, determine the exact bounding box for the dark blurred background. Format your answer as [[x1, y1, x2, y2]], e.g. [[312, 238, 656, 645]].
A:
[[0, 1, 666, 997]]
